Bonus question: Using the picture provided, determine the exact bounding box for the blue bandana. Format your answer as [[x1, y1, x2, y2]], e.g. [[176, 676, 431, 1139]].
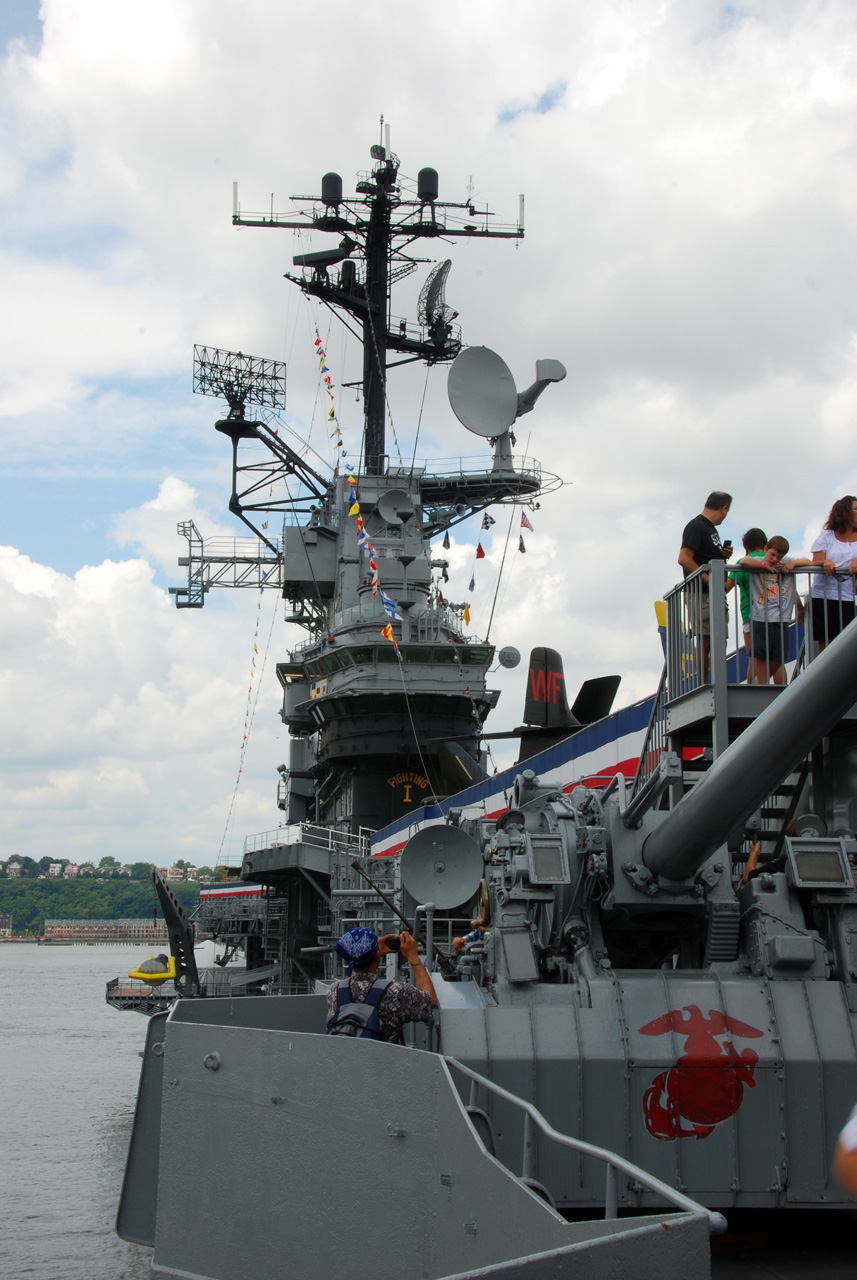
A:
[[334, 927, 379, 974]]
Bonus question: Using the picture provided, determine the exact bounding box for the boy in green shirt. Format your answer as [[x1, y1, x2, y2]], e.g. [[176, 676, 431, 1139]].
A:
[[730, 527, 767, 660]]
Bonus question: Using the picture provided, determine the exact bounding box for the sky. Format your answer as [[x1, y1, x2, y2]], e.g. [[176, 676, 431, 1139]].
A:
[[1, 0, 855, 868]]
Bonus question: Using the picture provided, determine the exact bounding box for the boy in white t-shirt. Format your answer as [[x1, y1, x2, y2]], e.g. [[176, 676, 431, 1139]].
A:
[[737, 536, 811, 685]]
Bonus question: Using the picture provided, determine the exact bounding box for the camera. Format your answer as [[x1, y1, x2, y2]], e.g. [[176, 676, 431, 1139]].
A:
[[384, 935, 402, 952]]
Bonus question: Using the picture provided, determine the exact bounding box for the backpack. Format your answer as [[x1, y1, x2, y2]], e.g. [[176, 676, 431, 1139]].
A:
[[326, 977, 392, 1040]]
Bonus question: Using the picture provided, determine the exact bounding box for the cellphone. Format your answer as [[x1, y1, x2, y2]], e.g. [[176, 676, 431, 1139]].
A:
[[385, 936, 402, 952]]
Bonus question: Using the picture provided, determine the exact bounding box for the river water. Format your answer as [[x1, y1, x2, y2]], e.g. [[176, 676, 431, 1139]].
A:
[[0, 943, 155, 1279]]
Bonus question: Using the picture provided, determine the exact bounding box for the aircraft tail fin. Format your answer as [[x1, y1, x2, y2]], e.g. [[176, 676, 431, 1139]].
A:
[[514, 649, 622, 763], [523, 647, 578, 730], [570, 675, 621, 725]]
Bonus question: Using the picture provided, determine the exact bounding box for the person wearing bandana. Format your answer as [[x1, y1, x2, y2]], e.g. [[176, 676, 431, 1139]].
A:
[[325, 926, 437, 1044]]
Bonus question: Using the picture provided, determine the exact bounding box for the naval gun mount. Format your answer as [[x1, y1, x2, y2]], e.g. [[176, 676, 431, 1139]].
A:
[[405, 620, 857, 1212]]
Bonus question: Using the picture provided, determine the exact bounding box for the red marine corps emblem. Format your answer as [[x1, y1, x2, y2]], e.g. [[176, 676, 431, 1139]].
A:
[[638, 1005, 764, 1141]]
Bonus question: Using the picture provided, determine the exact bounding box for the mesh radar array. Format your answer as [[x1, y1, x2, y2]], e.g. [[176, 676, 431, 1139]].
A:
[[193, 346, 286, 419]]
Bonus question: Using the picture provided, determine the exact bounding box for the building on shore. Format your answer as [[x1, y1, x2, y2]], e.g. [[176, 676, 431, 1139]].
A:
[[43, 918, 169, 943]]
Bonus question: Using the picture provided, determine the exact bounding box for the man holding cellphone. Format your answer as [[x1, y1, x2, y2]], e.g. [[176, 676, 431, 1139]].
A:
[[678, 491, 734, 680]]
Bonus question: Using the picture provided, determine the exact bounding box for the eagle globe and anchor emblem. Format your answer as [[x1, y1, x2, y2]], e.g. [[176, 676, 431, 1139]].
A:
[[638, 1005, 764, 1140]]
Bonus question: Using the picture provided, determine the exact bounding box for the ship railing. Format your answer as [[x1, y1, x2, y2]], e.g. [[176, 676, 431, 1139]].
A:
[[630, 663, 668, 799], [445, 1057, 727, 1234], [419, 452, 543, 484], [328, 453, 543, 485], [106, 966, 292, 1009], [106, 976, 173, 997], [287, 600, 473, 649], [172, 524, 283, 605], [104, 976, 176, 1014], [242, 822, 372, 859], [179, 533, 281, 558], [664, 563, 850, 702], [633, 563, 853, 802], [193, 898, 266, 923]]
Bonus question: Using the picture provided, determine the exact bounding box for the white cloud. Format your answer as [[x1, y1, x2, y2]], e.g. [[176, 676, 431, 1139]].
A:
[[0, 544, 286, 864], [111, 476, 238, 573], [0, 250, 191, 419]]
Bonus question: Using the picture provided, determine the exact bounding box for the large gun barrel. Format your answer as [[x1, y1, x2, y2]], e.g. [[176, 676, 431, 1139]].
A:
[[642, 621, 857, 880]]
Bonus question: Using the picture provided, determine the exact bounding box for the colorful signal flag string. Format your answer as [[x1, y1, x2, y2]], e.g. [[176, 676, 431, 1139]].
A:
[[314, 327, 344, 456]]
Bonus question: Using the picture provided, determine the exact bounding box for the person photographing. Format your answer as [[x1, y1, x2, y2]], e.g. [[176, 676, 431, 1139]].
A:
[[325, 926, 437, 1043]]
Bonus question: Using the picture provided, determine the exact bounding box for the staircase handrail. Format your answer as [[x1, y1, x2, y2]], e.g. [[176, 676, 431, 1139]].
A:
[[444, 1056, 727, 1235], [630, 661, 667, 799]]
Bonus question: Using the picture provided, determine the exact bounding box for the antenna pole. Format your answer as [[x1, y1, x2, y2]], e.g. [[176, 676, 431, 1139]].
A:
[[233, 144, 525, 478], [362, 162, 394, 473]]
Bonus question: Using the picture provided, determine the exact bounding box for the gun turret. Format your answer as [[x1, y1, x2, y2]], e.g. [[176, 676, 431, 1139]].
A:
[[416, 620, 857, 986]]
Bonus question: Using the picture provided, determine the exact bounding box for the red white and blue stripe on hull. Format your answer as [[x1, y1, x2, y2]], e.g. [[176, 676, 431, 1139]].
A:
[[199, 883, 264, 900], [370, 694, 657, 858]]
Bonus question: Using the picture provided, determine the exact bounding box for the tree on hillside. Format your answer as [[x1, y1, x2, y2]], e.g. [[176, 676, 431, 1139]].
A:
[[0, 877, 201, 935], [129, 862, 156, 880]]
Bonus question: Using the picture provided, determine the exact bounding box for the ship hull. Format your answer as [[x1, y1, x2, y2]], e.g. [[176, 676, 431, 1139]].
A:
[[119, 996, 713, 1280]]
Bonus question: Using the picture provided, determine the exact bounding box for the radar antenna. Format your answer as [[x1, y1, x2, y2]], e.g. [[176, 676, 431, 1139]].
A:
[[190, 344, 326, 555], [193, 345, 286, 420], [417, 259, 458, 344], [233, 147, 525, 473]]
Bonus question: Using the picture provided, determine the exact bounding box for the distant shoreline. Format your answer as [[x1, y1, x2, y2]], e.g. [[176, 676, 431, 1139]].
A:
[[0, 936, 171, 945], [0, 878, 201, 936]]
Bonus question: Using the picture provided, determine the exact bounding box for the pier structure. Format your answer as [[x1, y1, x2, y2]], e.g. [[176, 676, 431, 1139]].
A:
[[42, 918, 170, 944]]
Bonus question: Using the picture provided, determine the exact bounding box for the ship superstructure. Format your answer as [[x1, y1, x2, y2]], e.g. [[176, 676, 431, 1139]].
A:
[[169, 140, 564, 982]]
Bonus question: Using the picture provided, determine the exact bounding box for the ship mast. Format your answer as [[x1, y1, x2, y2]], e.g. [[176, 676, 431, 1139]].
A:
[[361, 150, 392, 472], [232, 140, 524, 474]]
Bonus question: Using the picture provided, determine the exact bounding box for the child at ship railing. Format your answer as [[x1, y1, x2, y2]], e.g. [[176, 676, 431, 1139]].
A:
[[737, 536, 811, 685], [729, 527, 767, 656]]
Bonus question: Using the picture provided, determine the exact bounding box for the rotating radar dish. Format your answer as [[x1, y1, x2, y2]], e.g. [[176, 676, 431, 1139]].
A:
[[418, 259, 454, 329], [400, 826, 484, 909], [448, 346, 518, 438]]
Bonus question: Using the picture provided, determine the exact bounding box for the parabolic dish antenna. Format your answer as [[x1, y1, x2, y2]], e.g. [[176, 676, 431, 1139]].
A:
[[400, 825, 483, 909], [448, 346, 518, 438], [376, 488, 414, 526]]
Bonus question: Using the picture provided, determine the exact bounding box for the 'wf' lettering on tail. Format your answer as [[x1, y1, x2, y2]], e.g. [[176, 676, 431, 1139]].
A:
[[529, 666, 564, 705]]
